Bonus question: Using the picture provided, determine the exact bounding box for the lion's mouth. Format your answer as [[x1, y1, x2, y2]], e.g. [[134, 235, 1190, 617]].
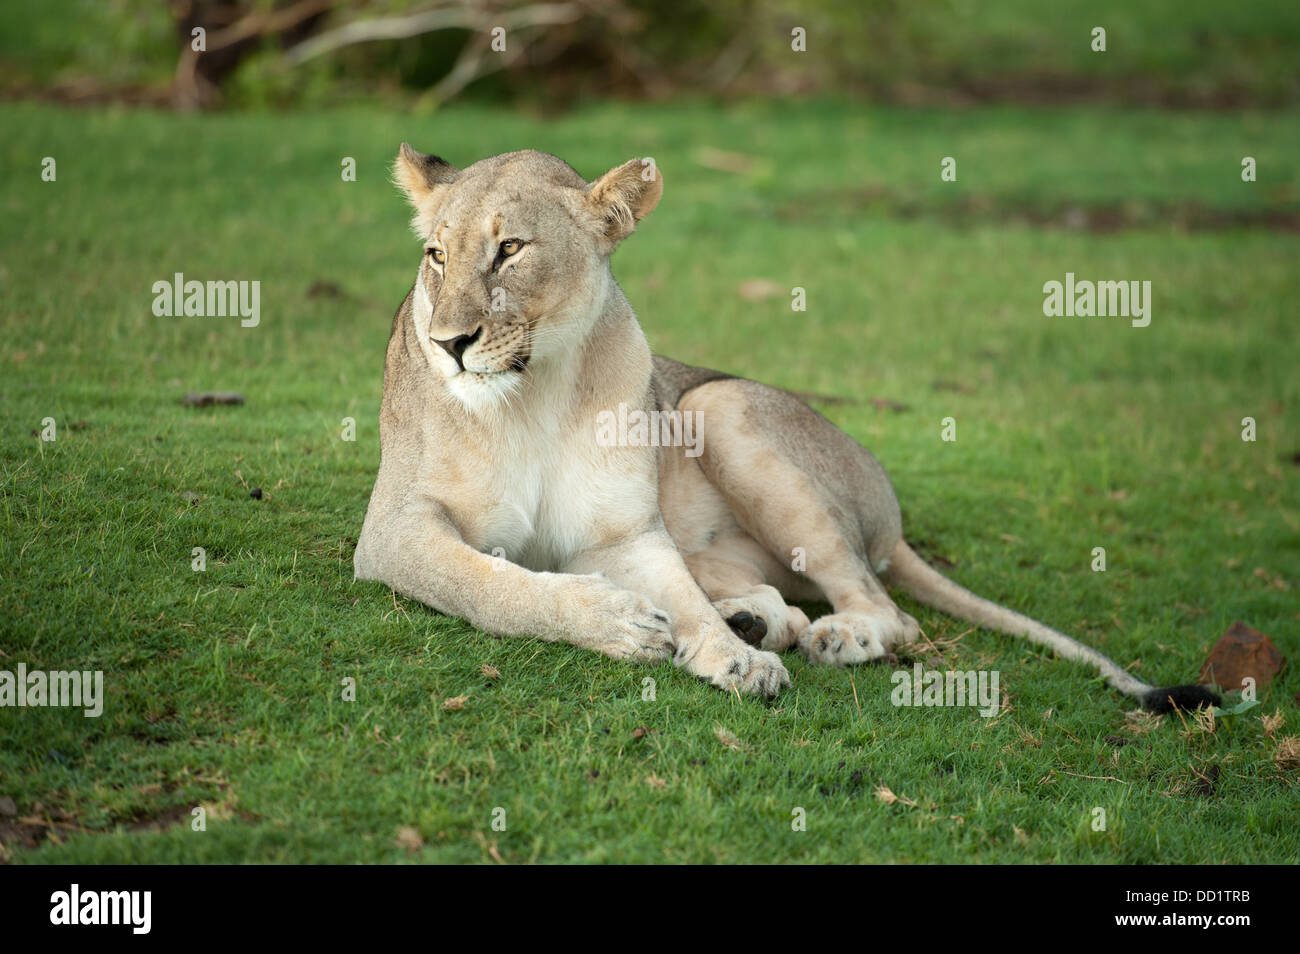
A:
[[453, 360, 528, 378], [436, 349, 530, 376], [465, 356, 530, 374]]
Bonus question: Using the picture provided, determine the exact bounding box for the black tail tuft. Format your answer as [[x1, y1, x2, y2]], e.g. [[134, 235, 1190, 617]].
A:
[[1142, 685, 1221, 713]]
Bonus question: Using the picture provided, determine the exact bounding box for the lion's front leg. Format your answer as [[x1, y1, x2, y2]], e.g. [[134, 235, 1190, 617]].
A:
[[356, 504, 675, 664], [565, 529, 791, 697]]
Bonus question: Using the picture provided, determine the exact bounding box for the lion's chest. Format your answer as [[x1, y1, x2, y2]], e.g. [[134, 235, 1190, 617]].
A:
[[456, 432, 652, 573]]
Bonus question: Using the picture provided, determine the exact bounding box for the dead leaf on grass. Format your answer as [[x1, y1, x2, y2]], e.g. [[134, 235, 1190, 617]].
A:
[[1274, 736, 1300, 774], [395, 826, 423, 852], [736, 278, 784, 301], [714, 724, 744, 750], [697, 147, 759, 175], [875, 785, 918, 807], [1199, 621, 1286, 689], [1124, 710, 1164, 735]]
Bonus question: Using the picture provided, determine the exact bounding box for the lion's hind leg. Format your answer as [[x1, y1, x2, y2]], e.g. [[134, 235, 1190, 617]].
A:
[[680, 378, 921, 666], [683, 532, 810, 651]]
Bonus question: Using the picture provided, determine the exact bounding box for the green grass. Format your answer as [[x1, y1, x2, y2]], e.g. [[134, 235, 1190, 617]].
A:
[[1, 99, 1297, 863], [840, 0, 1300, 103]]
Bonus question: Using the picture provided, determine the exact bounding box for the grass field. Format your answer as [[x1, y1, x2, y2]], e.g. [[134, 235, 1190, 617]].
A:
[[1, 99, 1297, 863]]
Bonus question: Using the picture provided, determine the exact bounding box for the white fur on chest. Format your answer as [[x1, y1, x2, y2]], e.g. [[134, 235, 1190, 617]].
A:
[[469, 415, 653, 572]]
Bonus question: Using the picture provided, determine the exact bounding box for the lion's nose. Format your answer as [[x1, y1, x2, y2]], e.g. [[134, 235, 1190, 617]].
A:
[[432, 326, 482, 370]]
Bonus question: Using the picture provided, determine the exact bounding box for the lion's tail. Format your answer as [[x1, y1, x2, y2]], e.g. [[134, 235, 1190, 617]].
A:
[[884, 540, 1218, 713]]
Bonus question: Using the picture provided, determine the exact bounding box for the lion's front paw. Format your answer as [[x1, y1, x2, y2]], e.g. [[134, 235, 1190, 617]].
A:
[[601, 593, 675, 664], [566, 577, 674, 664], [733, 648, 792, 697], [676, 632, 791, 698], [797, 610, 907, 667]]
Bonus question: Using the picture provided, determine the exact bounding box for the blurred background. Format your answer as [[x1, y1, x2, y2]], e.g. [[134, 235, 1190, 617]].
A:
[[2, 0, 1298, 111]]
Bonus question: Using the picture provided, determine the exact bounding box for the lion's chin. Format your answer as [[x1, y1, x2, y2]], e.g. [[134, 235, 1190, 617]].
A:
[[446, 368, 524, 411]]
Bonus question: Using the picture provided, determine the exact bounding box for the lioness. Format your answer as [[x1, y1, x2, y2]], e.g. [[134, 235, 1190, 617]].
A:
[[355, 145, 1216, 711]]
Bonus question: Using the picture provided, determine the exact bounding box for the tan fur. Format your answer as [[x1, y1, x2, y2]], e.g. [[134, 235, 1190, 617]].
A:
[[356, 146, 1199, 707], [356, 146, 787, 695]]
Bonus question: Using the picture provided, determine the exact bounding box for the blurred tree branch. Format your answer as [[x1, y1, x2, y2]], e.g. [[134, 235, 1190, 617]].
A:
[[165, 0, 753, 110], [171, 0, 340, 108], [283, 3, 580, 66], [282, 1, 583, 103]]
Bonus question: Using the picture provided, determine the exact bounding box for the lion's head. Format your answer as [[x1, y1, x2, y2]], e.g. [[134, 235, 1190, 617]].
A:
[[393, 145, 663, 409]]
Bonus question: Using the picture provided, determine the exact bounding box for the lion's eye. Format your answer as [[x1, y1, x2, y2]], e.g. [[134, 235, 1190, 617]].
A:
[[499, 239, 522, 257], [428, 248, 446, 265]]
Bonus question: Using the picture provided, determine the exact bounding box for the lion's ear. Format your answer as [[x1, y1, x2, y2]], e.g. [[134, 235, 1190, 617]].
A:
[[393, 143, 459, 235], [583, 158, 663, 250]]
